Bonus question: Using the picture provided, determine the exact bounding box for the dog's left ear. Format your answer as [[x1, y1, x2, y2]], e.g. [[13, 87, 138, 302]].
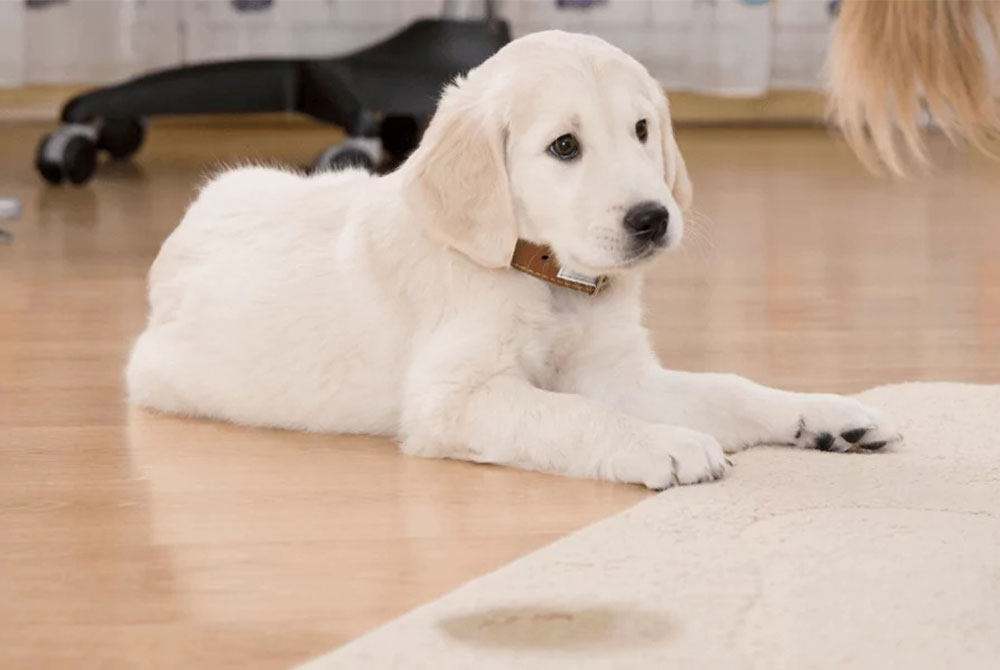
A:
[[659, 96, 693, 211], [404, 80, 518, 269]]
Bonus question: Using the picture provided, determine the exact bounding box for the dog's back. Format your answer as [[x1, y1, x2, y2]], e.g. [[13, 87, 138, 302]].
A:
[[127, 165, 407, 434]]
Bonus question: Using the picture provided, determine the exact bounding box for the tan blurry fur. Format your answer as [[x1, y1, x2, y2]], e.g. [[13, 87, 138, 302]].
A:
[[829, 0, 1000, 173]]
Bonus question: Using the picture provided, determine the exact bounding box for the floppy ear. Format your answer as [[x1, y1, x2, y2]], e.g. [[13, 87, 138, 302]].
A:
[[654, 90, 693, 211], [664, 130, 692, 211], [663, 119, 693, 212], [404, 80, 518, 269]]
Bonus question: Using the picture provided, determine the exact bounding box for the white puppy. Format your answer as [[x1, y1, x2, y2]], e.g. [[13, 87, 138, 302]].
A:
[[127, 31, 901, 489]]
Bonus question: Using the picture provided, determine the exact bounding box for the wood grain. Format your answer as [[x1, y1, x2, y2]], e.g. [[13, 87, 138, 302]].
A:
[[1, 119, 998, 669]]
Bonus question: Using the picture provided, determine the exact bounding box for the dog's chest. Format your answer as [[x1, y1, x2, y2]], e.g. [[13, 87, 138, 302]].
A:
[[516, 294, 588, 390]]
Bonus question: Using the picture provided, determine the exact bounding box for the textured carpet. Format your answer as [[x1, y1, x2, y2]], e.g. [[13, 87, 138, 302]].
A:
[[299, 383, 1000, 670]]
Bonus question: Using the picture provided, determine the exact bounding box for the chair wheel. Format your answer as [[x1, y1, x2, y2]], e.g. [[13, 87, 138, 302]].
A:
[[36, 125, 98, 185], [313, 138, 381, 174], [98, 117, 145, 160], [379, 116, 421, 160]]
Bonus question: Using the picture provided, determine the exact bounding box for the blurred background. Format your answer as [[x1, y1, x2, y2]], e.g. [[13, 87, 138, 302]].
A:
[[1, 0, 833, 92], [1, 0, 838, 125], [2, 3, 999, 669]]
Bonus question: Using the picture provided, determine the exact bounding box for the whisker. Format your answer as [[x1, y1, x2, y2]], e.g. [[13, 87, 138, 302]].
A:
[[676, 208, 717, 263]]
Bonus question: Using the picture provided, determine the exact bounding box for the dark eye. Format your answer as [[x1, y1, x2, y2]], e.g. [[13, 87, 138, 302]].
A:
[[635, 119, 648, 142], [548, 134, 580, 160]]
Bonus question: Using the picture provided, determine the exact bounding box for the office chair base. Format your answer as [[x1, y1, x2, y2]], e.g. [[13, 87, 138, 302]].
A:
[[36, 118, 146, 185], [98, 118, 146, 160], [313, 138, 381, 174], [34, 19, 510, 185], [36, 124, 99, 186]]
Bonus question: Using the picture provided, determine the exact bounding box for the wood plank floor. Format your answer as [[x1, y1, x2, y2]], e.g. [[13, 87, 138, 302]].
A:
[[2, 119, 999, 670]]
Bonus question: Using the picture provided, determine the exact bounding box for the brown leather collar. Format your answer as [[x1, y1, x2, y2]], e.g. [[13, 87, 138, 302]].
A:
[[509, 239, 610, 295]]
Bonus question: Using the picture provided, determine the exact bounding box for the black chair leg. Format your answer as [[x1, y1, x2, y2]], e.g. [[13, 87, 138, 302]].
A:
[[38, 60, 304, 185], [34, 18, 511, 186], [61, 59, 303, 122]]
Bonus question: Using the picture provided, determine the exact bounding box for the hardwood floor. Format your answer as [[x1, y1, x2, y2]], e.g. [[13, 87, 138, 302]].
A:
[[2, 119, 998, 670]]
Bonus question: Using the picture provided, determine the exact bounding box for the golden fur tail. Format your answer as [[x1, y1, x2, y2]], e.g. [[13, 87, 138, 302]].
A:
[[828, 0, 1000, 173]]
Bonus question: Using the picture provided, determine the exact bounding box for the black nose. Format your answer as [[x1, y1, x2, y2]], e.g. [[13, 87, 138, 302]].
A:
[[623, 201, 669, 244]]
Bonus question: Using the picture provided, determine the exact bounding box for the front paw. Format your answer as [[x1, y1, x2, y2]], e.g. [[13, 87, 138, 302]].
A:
[[610, 426, 728, 490], [793, 394, 903, 452]]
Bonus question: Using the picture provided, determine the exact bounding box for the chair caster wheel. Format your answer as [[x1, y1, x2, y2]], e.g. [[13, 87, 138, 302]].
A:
[[379, 115, 421, 160], [313, 138, 381, 174], [98, 117, 145, 160], [36, 124, 98, 185]]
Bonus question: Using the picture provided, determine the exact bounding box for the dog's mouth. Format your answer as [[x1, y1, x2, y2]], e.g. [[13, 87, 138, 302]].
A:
[[566, 241, 668, 276]]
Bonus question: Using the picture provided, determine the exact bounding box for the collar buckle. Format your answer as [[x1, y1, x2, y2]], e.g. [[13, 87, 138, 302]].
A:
[[510, 239, 610, 295]]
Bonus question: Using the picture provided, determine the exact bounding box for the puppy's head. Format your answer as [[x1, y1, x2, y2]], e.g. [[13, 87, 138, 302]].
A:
[[404, 30, 691, 275]]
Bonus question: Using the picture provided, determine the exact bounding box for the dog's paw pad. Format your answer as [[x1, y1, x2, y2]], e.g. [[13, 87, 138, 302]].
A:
[[840, 427, 869, 444], [858, 440, 888, 451], [814, 432, 836, 451], [794, 395, 902, 454]]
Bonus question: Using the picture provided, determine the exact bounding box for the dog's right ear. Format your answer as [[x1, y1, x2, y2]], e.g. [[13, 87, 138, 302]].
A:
[[664, 127, 693, 212], [403, 79, 518, 269]]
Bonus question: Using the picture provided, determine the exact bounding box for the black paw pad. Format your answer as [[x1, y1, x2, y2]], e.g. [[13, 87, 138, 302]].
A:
[[859, 440, 887, 451], [840, 427, 869, 444], [814, 433, 835, 451]]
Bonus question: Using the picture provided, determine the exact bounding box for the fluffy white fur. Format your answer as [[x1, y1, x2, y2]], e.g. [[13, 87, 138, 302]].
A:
[[127, 31, 901, 490]]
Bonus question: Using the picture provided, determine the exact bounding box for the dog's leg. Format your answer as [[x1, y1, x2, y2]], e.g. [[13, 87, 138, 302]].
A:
[[400, 375, 727, 490], [583, 366, 902, 454], [563, 322, 901, 454]]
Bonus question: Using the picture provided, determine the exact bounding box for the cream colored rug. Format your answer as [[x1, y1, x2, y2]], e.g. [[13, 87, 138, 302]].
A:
[[298, 383, 1000, 670]]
